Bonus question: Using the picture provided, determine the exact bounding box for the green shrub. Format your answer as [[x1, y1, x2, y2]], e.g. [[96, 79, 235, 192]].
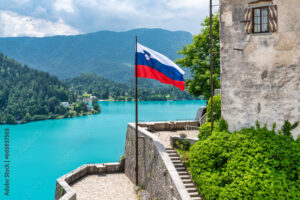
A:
[[198, 122, 212, 140], [198, 121, 221, 140], [190, 125, 300, 200], [281, 120, 299, 137], [207, 95, 221, 122], [218, 118, 228, 132], [174, 139, 191, 151]]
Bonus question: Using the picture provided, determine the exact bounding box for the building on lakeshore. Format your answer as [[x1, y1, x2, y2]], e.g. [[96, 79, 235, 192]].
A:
[[220, 0, 300, 138], [60, 102, 70, 108]]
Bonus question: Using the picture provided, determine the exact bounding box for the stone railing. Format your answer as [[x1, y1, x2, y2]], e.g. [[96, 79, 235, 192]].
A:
[[139, 120, 199, 132], [54, 162, 122, 200], [124, 121, 197, 200]]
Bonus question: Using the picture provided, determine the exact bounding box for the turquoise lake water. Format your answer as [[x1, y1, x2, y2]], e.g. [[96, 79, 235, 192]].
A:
[[0, 100, 205, 200]]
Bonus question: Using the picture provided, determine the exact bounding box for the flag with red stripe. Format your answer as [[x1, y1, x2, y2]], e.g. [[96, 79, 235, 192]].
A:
[[136, 43, 185, 91]]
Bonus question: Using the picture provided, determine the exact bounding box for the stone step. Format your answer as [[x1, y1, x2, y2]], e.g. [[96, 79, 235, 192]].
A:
[[179, 175, 190, 180], [178, 171, 189, 175], [191, 197, 202, 200], [172, 160, 182, 164], [190, 192, 200, 198], [174, 163, 184, 168], [169, 154, 179, 158], [170, 157, 181, 160], [165, 147, 173, 150], [171, 159, 181, 162], [184, 183, 195, 188], [183, 180, 193, 184], [166, 150, 177, 153], [175, 167, 186, 171], [168, 152, 178, 156], [187, 188, 198, 193]]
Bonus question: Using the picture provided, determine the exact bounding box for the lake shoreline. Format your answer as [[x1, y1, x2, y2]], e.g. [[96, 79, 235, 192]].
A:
[[2, 110, 101, 126]]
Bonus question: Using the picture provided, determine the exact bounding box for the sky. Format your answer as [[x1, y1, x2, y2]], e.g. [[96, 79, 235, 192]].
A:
[[0, 0, 219, 37]]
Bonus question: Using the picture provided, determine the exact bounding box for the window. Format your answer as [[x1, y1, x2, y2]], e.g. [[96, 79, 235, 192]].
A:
[[245, 5, 278, 34], [253, 7, 269, 33]]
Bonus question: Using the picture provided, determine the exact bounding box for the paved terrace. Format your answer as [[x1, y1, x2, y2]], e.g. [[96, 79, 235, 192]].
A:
[[152, 130, 199, 148], [71, 173, 138, 200]]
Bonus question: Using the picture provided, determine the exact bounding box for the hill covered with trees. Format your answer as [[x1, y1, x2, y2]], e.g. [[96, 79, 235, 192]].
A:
[[0, 54, 100, 124], [0, 28, 192, 82], [64, 73, 198, 101]]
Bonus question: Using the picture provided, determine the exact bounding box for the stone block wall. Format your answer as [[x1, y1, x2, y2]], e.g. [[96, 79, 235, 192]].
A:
[[220, 0, 300, 138], [124, 123, 192, 200]]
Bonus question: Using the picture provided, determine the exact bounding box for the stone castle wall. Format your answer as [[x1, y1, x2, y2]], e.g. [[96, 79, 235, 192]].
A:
[[124, 122, 194, 200], [220, 0, 300, 138]]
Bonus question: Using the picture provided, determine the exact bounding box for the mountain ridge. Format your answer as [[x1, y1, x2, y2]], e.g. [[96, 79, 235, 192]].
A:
[[0, 28, 193, 82]]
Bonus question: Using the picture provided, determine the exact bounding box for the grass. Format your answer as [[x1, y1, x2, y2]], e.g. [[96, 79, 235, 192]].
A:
[[175, 147, 191, 171]]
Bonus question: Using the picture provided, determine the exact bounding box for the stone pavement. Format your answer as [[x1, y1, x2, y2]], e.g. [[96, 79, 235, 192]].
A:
[[153, 130, 199, 147], [71, 173, 138, 200]]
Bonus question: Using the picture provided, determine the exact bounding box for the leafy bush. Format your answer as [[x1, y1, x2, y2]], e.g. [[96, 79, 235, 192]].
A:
[[174, 139, 191, 151], [207, 95, 221, 122], [198, 122, 213, 140], [198, 121, 222, 140], [280, 120, 299, 137], [190, 125, 300, 199], [218, 118, 228, 132]]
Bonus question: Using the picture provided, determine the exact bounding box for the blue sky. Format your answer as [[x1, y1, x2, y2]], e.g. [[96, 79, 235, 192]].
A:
[[0, 0, 219, 37]]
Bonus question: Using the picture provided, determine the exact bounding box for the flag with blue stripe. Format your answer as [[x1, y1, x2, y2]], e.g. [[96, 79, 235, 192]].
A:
[[136, 43, 185, 91]]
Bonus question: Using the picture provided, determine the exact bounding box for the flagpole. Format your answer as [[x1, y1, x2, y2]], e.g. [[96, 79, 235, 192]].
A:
[[209, 0, 214, 132], [135, 36, 139, 185]]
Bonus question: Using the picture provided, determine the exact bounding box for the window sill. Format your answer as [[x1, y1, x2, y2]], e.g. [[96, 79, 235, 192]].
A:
[[251, 32, 273, 36]]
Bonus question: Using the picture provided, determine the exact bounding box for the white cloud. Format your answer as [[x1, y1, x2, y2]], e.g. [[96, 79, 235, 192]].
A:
[[0, 10, 80, 37], [54, 0, 74, 13], [0, 0, 220, 37], [163, 0, 207, 10]]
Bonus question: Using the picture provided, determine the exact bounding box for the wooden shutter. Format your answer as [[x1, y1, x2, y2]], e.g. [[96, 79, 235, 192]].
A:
[[269, 5, 278, 32], [245, 8, 253, 34]]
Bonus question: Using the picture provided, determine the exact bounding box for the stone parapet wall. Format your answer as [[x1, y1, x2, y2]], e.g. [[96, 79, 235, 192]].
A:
[[54, 163, 121, 200], [124, 122, 192, 200], [139, 120, 199, 132]]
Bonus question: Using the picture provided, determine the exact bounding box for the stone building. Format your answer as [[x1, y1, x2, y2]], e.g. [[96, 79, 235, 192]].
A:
[[220, 0, 300, 138]]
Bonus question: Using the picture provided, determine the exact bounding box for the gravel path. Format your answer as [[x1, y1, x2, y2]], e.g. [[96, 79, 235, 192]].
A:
[[71, 173, 138, 200], [153, 130, 199, 147]]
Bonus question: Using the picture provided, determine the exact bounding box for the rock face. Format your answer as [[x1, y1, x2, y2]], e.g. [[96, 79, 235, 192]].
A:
[[220, 0, 300, 138]]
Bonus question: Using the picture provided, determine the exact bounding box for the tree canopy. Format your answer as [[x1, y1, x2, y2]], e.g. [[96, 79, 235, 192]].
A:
[[176, 13, 220, 99], [64, 73, 199, 101], [0, 53, 99, 124]]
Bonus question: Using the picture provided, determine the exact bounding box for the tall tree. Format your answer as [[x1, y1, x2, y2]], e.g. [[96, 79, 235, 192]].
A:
[[176, 13, 220, 99]]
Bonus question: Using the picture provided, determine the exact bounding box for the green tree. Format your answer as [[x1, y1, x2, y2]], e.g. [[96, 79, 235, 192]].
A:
[[6, 114, 16, 124], [207, 95, 221, 122], [176, 12, 220, 99], [24, 112, 32, 122], [92, 99, 101, 113], [74, 101, 88, 113]]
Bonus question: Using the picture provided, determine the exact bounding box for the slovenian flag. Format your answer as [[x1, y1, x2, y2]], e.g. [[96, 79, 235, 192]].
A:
[[136, 43, 185, 91]]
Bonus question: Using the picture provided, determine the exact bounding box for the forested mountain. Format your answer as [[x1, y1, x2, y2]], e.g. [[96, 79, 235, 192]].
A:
[[64, 73, 198, 101], [0, 53, 99, 124], [0, 28, 193, 82]]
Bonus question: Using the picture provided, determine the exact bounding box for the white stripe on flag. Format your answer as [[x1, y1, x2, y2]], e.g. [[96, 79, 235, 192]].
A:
[[137, 43, 185, 75]]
